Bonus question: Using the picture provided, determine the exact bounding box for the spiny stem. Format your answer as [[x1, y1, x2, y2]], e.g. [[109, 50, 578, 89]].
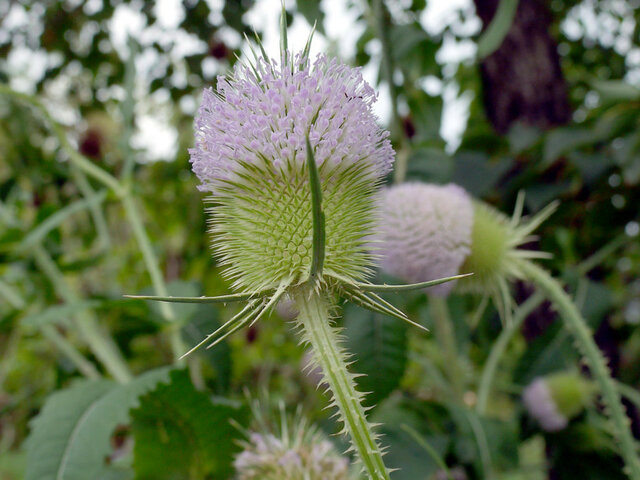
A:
[[521, 261, 640, 480], [295, 288, 390, 480], [476, 291, 545, 414]]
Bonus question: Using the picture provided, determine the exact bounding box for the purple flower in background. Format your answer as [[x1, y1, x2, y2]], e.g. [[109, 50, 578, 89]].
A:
[[522, 378, 568, 432], [375, 183, 474, 296]]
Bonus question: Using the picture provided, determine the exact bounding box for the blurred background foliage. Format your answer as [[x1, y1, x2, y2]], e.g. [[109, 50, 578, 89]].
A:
[[1, 0, 640, 479]]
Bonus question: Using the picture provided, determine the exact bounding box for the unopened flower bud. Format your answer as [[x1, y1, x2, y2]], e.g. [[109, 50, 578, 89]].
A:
[[523, 372, 594, 432]]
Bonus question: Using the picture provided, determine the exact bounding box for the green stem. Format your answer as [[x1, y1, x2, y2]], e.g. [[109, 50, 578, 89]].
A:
[[2, 85, 187, 363], [521, 261, 640, 480], [476, 292, 544, 414], [120, 193, 187, 363], [32, 245, 132, 383], [371, 0, 408, 184], [0, 85, 123, 194], [430, 296, 464, 399], [295, 288, 390, 480], [577, 234, 629, 276], [69, 166, 111, 251], [41, 325, 101, 379], [120, 36, 138, 181], [0, 276, 100, 379]]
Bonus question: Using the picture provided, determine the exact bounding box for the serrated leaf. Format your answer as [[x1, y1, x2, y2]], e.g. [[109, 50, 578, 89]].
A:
[[344, 303, 408, 407], [131, 369, 248, 480], [25, 368, 171, 480], [25, 379, 115, 480]]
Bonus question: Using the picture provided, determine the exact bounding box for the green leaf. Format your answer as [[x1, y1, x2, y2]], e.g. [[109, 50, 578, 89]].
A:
[[18, 190, 107, 253], [344, 303, 408, 407], [25, 379, 115, 480], [453, 152, 512, 197], [476, 0, 519, 59], [97, 467, 134, 480], [21, 300, 101, 328], [590, 79, 640, 103], [543, 127, 599, 164], [25, 368, 171, 480], [131, 370, 248, 480], [126, 291, 265, 306], [356, 273, 472, 293]]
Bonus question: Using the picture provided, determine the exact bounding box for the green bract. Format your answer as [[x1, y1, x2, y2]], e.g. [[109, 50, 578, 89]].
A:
[[458, 197, 558, 322]]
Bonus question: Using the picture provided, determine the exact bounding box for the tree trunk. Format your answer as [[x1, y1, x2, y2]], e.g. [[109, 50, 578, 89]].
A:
[[473, 0, 572, 134]]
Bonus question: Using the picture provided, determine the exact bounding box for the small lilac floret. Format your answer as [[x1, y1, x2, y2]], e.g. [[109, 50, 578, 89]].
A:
[[189, 52, 394, 193], [522, 378, 568, 432]]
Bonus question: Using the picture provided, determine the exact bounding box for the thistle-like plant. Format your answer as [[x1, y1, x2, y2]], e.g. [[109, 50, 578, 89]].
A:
[[523, 372, 594, 432], [127, 18, 465, 480], [234, 402, 352, 480], [376, 181, 640, 479], [376, 182, 556, 322]]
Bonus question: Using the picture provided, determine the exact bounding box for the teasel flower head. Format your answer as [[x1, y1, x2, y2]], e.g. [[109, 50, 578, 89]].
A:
[[234, 404, 351, 480], [131, 22, 466, 480], [376, 182, 557, 321], [189, 43, 393, 294], [522, 372, 594, 432], [375, 183, 474, 297]]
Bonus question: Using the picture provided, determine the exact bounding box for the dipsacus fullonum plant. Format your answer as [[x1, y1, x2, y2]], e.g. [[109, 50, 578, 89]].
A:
[[129, 24, 465, 480], [523, 372, 594, 432], [234, 404, 351, 480], [376, 181, 640, 479]]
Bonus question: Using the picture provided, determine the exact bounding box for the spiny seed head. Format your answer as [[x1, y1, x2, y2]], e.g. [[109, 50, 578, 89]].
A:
[[376, 182, 555, 312], [234, 413, 351, 480], [523, 372, 594, 432], [190, 51, 393, 292], [375, 183, 474, 296]]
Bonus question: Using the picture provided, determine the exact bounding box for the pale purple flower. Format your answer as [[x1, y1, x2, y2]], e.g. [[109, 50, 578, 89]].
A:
[[375, 183, 474, 296], [522, 378, 568, 432], [190, 52, 393, 193], [234, 428, 350, 480]]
